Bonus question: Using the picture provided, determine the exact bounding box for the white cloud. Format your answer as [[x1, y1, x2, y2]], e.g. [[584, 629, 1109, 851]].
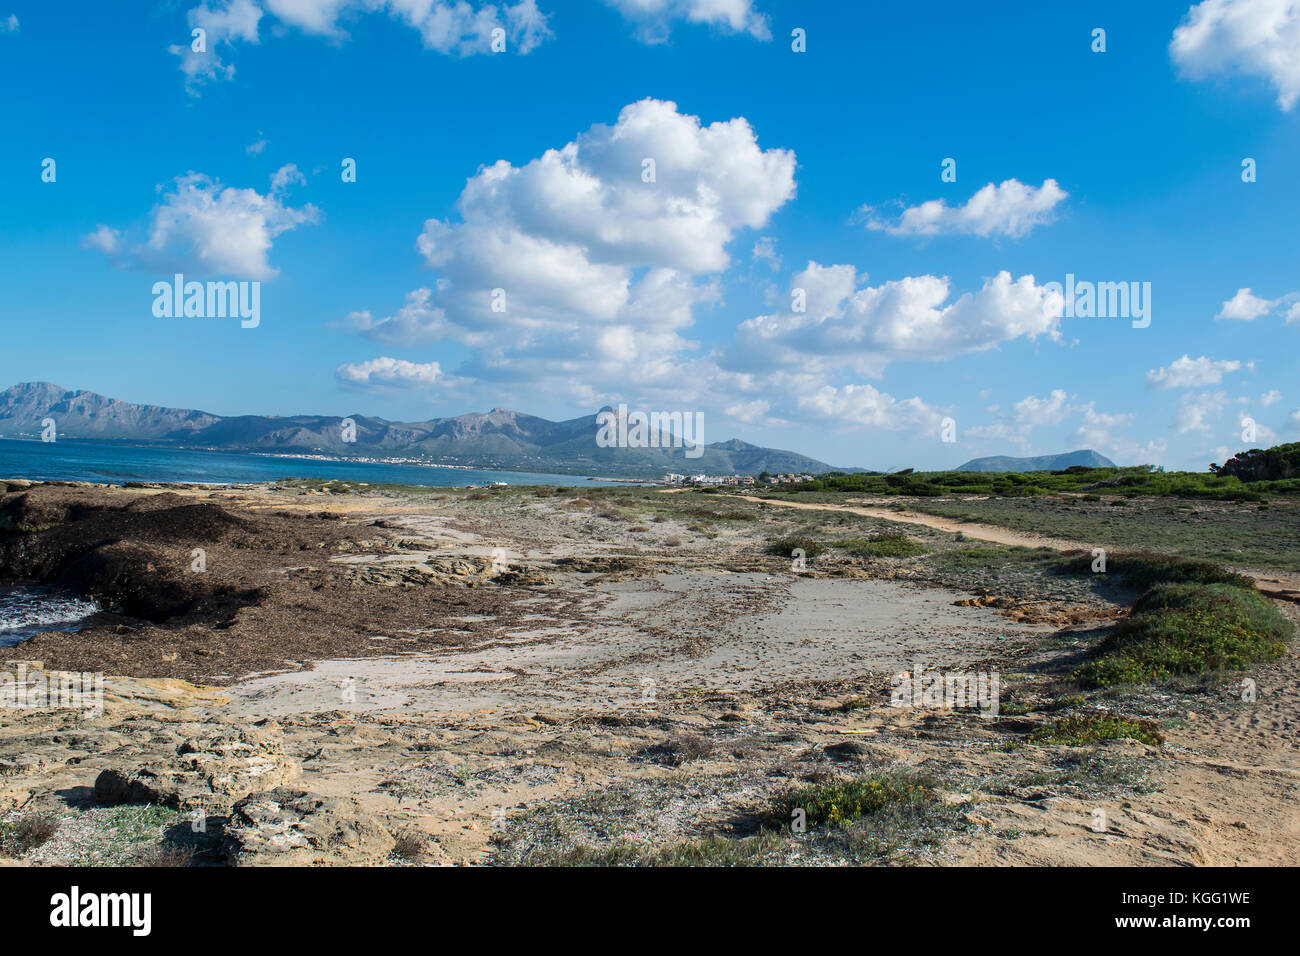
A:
[[1216, 287, 1278, 319], [860, 179, 1067, 239], [336, 356, 445, 388], [339, 287, 474, 346], [87, 165, 318, 279], [1290, 408, 1300, 430], [1176, 391, 1231, 433], [346, 99, 793, 407], [1171, 0, 1300, 110], [169, 0, 263, 92], [723, 399, 771, 424], [2, 13, 19, 33], [752, 236, 780, 270], [1260, 389, 1283, 406], [797, 384, 943, 430], [603, 0, 770, 43], [81, 225, 121, 255], [1013, 389, 1072, 427], [172, 0, 551, 89], [246, 137, 267, 154], [721, 263, 1063, 378], [966, 389, 1133, 452], [1146, 354, 1245, 389], [1288, 301, 1300, 324], [1072, 405, 1134, 448]]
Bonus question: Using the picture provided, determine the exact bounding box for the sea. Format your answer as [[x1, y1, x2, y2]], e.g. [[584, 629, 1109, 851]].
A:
[[0, 437, 629, 488], [0, 437, 632, 644]]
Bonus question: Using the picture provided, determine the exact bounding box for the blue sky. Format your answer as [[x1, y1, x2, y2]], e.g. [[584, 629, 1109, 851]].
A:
[[1, 0, 1298, 470]]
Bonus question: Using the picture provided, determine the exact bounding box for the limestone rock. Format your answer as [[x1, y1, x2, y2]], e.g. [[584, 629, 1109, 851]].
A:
[[223, 788, 394, 866], [93, 721, 300, 811]]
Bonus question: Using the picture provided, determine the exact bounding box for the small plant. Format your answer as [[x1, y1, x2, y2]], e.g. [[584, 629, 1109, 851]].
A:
[[0, 812, 60, 856], [1032, 713, 1163, 747], [135, 843, 194, 867], [391, 830, 428, 862], [766, 536, 827, 558], [637, 734, 714, 766], [773, 771, 937, 828], [838, 531, 927, 559]]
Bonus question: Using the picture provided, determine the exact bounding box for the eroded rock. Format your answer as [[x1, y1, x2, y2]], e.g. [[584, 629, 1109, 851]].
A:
[[93, 721, 300, 811], [223, 787, 394, 866]]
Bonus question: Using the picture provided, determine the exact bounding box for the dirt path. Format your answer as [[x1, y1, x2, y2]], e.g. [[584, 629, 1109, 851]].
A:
[[712, 493, 1300, 600]]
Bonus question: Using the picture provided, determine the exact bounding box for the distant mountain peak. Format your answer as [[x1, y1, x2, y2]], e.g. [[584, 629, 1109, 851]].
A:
[[0, 383, 837, 479], [955, 449, 1118, 472]]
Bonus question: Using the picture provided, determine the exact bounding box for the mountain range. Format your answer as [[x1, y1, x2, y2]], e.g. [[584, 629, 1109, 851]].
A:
[[0, 383, 1122, 478], [0, 382, 838, 478]]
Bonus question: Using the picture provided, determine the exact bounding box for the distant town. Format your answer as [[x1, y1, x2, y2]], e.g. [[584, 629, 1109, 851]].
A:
[[662, 472, 815, 487]]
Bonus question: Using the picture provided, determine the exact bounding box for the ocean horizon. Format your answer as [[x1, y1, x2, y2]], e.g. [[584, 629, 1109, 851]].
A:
[[0, 438, 635, 488]]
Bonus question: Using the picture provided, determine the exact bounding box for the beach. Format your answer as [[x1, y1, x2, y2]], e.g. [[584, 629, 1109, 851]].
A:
[[1, 478, 1296, 866]]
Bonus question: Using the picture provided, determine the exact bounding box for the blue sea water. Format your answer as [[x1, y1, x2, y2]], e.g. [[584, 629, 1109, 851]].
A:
[[0, 438, 630, 488]]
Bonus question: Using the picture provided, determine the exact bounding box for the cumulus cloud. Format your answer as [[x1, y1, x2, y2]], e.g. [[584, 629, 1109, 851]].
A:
[[1146, 354, 1246, 389], [1176, 391, 1232, 433], [169, 0, 263, 91], [1260, 389, 1283, 406], [797, 383, 943, 430], [336, 356, 445, 388], [719, 263, 1063, 379], [966, 389, 1133, 452], [346, 99, 793, 406], [81, 225, 121, 255], [602, 0, 770, 43], [859, 179, 1067, 239], [339, 287, 476, 347], [172, 0, 551, 89], [86, 165, 318, 279], [1171, 0, 1300, 110], [1072, 405, 1134, 448], [1216, 287, 1280, 319]]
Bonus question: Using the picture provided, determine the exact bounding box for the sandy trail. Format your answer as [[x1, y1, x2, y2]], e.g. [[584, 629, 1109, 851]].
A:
[[715, 493, 1300, 598]]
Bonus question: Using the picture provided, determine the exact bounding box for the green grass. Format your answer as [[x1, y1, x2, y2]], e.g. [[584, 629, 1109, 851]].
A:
[[837, 531, 927, 559], [1073, 582, 1294, 688], [1032, 714, 1164, 747], [770, 448, 1300, 501], [931, 544, 1062, 570], [766, 536, 827, 558], [1054, 551, 1256, 590], [772, 771, 937, 829]]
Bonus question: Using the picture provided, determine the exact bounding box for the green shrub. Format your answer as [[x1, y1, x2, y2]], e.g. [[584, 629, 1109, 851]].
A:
[[773, 772, 937, 828], [1073, 583, 1293, 688], [767, 537, 827, 558], [1032, 714, 1163, 747], [837, 529, 927, 558], [1055, 552, 1255, 590]]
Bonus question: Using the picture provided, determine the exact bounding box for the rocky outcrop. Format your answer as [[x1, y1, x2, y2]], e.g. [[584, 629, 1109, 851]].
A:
[[93, 721, 300, 811], [222, 788, 394, 866]]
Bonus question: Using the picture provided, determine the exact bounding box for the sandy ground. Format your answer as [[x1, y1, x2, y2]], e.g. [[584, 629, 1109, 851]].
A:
[[1, 481, 1297, 866], [227, 572, 1048, 716]]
